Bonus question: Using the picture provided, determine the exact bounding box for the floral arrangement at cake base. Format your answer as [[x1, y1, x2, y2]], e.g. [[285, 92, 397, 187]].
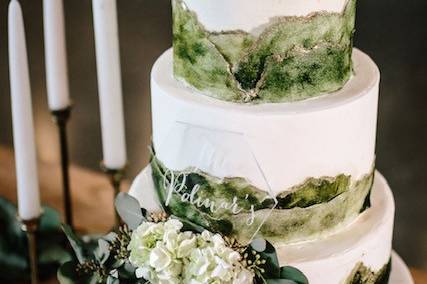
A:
[[58, 193, 309, 284]]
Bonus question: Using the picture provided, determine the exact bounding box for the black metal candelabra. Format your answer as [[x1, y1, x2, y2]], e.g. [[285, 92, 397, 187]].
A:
[[51, 107, 73, 229], [20, 217, 40, 284]]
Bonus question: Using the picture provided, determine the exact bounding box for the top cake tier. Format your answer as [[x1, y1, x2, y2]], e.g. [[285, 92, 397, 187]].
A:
[[172, 0, 356, 103]]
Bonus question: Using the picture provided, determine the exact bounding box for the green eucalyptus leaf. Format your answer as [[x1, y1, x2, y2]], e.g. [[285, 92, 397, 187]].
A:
[[119, 261, 137, 277], [39, 206, 62, 231], [258, 240, 280, 278], [0, 237, 27, 280], [279, 266, 309, 284], [104, 251, 125, 270], [107, 276, 120, 284], [266, 279, 299, 284], [81, 234, 104, 252], [115, 192, 145, 230], [102, 252, 125, 271], [250, 239, 267, 252], [0, 197, 23, 241], [96, 239, 110, 264], [39, 244, 71, 264], [0, 198, 69, 281], [57, 261, 79, 284], [110, 269, 119, 278], [110, 259, 126, 270], [62, 225, 93, 263], [103, 232, 118, 242]]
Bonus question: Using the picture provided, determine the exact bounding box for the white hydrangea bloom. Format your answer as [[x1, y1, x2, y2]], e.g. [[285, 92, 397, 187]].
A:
[[128, 219, 254, 284]]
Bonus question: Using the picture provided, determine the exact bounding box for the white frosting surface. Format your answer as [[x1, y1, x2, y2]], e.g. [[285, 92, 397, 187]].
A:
[[129, 169, 394, 284], [151, 48, 379, 195], [390, 252, 415, 284], [129, 166, 161, 213], [182, 0, 348, 33]]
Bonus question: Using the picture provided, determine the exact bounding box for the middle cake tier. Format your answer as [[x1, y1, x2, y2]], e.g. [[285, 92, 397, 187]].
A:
[[150, 48, 379, 244]]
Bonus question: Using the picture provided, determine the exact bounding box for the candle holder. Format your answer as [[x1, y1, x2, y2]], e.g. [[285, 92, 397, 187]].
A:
[[101, 163, 126, 227], [51, 106, 73, 229], [20, 217, 40, 284]]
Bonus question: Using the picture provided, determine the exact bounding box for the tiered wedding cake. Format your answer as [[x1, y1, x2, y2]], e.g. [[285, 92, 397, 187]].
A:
[[130, 0, 396, 283]]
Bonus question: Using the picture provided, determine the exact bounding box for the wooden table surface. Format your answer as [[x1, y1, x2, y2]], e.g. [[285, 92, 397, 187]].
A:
[[0, 145, 426, 284]]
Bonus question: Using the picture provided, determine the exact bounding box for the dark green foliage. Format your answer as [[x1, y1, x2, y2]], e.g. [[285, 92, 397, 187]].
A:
[[279, 267, 309, 284], [248, 239, 309, 284], [0, 197, 70, 281], [58, 225, 141, 284], [114, 192, 146, 230]]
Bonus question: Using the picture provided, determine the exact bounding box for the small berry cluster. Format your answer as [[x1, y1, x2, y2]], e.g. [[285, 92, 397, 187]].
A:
[[109, 225, 131, 260], [242, 249, 267, 274], [76, 259, 107, 282], [223, 236, 268, 276], [147, 211, 169, 223]]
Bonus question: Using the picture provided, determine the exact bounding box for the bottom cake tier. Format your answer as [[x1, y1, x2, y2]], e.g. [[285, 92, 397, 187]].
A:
[[129, 170, 394, 284], [275, 172, 394, 284]]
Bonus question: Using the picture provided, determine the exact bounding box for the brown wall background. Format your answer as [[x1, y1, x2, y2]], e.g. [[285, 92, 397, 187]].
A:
[[0, 0, 426, 269]]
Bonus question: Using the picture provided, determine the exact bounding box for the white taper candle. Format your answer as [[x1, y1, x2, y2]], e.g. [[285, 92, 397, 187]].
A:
[[8, 0, 42, 220], [43, 0, 71, 111], [92, 0, 127, 169]]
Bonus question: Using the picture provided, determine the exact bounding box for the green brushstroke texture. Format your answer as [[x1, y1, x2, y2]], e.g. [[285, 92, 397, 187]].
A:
[[345, 259, 392, 284], [151, 157, 374, 244], [172, 0, 243, 101], [172, 0, 356, 103]]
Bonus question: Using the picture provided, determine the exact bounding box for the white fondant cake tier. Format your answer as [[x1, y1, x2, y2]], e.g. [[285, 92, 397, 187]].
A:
[[182, 0, 348, 34], [390, 252, 415, 284], [151, 48, 379, 194], [277, 172, 394, 283], [129, 169, 394, 284]]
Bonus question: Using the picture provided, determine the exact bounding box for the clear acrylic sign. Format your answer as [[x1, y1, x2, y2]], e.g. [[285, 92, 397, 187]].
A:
[[152, 121, 278, 244]]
